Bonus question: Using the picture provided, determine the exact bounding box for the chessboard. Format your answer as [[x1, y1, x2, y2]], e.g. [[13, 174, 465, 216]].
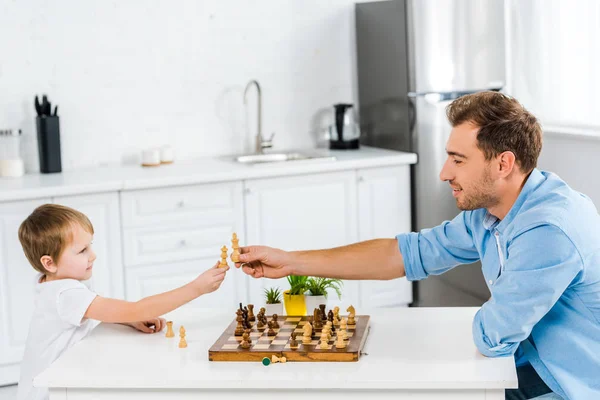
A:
[[208, 314, 370, 362]]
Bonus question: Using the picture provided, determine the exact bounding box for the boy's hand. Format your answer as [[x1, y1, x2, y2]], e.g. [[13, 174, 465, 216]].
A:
[[127, 317, 166, 333], [194, 262, 229, 295]]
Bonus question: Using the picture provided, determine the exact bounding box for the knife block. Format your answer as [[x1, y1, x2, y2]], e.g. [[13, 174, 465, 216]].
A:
[[36, 116, 62, 173]]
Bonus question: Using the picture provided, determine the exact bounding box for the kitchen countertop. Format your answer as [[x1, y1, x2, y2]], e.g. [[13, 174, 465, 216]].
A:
[[34, 307, 517, 391], [0, 147, 417, 202]]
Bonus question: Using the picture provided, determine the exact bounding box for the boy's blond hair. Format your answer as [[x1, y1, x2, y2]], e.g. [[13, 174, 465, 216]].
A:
[[18, 204, 94, 275]]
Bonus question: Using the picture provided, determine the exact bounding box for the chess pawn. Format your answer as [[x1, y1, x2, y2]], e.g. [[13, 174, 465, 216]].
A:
[[178, 326, 187, 348], [220, 246, 229, 267], [339, 328, 348, 341], [272, 355, 287, 363], [333, 306, 340, 320], [319, 333, 329, 349], [257, 318, 265, 330], [165, 321, 174, 338], [240, 335, 251, 349], [336, 334, 346, 349], [267, 321, 276, 336], [271, 314, 279, 329], [340, 317, 347, 331], [247, 304, 256, 322], [290, 332, 299, 349], [244, 329, 252, 344]]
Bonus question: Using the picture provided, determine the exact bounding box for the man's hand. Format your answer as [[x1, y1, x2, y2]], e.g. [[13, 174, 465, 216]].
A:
[[126, 317, 166, 333], [236, 246, 294, 279]]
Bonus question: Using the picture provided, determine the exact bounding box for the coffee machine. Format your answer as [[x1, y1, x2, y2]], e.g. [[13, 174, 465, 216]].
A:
[[329, 103, 360, 150]]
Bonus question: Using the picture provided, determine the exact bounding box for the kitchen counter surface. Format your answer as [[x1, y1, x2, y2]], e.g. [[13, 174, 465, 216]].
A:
[[0, 147, 417, 202]]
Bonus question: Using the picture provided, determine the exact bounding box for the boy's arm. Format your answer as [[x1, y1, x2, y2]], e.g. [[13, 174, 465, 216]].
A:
[[85, 263, 227, 323]]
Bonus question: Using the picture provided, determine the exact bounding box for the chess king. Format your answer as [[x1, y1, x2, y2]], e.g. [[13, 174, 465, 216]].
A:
[[234, 91, 600, 399]]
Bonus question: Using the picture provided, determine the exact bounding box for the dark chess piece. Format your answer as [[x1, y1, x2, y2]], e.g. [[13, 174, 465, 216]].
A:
[[328, 310, 334, 322], [235, 309, 245, 336], [290, 332, 299, 349], [272, 314, 279, 329], [319, 304, 327, 321], [267, 321, 276, 336], [244, 328, 252, 344], [257, 316, 265, 330], [248, 304, 256, 322], [313, 308, 322, 329]]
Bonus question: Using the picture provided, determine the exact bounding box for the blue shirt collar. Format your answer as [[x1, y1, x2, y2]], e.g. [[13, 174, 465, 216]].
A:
[[482, 168, 545, 232]]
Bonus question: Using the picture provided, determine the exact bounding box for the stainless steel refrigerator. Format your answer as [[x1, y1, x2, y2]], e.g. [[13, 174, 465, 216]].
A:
[[355, 0, 506, 306]]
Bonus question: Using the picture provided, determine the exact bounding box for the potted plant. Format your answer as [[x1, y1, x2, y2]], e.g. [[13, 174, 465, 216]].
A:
[[304, 277, 343, 312], [283, 275, 308, 315], [263, 287, 283, 316]]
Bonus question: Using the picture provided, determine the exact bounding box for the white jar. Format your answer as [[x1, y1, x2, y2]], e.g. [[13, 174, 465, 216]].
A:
[[0, 129, 25, 177]]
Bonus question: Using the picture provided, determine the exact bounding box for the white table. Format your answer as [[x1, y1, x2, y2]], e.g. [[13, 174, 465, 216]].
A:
[[36, 307, 517, 400]]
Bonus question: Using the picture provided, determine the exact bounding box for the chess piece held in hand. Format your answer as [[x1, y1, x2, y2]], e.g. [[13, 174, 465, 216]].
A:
[[220, 245, 229, 268], [179, 326, 187, 348], [165, 321, 174, 338], [231, 233, 240, 262]]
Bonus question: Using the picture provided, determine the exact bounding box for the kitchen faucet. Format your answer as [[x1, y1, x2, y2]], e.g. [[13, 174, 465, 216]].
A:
[[244, 80, 274, 154]]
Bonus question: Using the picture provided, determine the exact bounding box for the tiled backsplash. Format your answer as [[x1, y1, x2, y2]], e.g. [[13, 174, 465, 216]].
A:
[[0, 0, 360, 172]]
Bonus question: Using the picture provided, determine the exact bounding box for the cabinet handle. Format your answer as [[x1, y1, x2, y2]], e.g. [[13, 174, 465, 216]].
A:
[[245, 188, 251, 195], [177, 200, 185, 208], [358, 176, 365, 183], [179, 239, 187, 247]]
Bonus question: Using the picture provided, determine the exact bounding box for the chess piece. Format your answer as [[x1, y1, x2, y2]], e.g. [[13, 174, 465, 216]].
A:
[[165, 321, 174, 338], [247, 304, 256, 322], [333, 306, 340, 324], [220, 246, 229, 267], [272, 355, 287, 363], [272, 314, 279, 329], [179, 326, 187, 348], [339, 328, 348, 341], [257, 317, 265, 330], [240, 332, 251, 349], [230, 233, 240, 262], [319, 304, 327, 321], [302, 321, 313, 344], [244, 329, 252, 344], [328, 310, 334, 323], [340, 317, 347, 331], [313, 308, 322, 329], [235, 310, 245, 336], [267, 321, 276, 336], [326, 320, 335, 335], [336, 334, 346, 349], [290, 332, 299, 349], [347, 305, 356, 325], [319, 332, 329, 349]]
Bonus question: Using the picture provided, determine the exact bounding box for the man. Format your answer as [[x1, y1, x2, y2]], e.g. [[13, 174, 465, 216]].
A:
[[236, 92, 600, 400]]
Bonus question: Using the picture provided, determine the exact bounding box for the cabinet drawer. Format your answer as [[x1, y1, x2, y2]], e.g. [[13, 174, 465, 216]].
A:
[[120, 182, 243, 228], [123, 223, 239, 267], [125, 257, 247, 309]]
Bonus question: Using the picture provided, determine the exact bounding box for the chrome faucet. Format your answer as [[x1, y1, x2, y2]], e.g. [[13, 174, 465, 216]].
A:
[[244, 80, 274, 154]]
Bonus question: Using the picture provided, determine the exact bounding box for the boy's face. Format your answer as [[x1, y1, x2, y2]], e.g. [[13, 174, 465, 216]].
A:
[[51, 223, 96, 281]]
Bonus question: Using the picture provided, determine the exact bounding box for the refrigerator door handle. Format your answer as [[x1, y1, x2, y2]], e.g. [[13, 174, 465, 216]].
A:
[[407, 87, 503, 102]]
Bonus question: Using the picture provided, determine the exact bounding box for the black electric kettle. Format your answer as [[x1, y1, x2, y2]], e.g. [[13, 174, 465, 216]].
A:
[[329, 103, 360, 150]]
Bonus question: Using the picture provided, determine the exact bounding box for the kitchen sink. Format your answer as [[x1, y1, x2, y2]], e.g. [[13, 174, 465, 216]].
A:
[[234, 151, 336, 164]]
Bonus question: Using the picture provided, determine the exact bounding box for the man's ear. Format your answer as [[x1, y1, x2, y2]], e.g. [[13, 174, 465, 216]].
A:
[[497, 151, 516, 177], [40, 255, 57, 274]]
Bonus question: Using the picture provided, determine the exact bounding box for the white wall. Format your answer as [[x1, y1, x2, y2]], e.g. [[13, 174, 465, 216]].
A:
[[0, 0, 359, 172]]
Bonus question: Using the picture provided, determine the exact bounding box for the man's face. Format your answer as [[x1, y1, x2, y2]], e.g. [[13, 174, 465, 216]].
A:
[[439, 122, 500, 211]]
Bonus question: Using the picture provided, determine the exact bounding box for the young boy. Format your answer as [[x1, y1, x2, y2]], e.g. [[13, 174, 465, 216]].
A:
[[16, 204, 229, 400]]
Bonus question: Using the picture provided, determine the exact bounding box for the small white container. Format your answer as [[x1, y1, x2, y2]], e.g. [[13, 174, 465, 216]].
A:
[[160, 145, 174, 164], [141, 148, 161, 167], [0, 159, 25, 177], [0, 129, 24, 177]]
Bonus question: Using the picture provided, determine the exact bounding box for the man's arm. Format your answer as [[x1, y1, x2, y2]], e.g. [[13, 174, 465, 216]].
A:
[[291, 239, 405, 280]]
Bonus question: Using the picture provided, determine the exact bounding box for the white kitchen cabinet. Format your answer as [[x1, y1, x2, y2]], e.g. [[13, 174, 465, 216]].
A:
[[244, 171, 360, 306], [121, 182, 246, 305], [357, 166, 413, 307], [52, 192, 124, 299], [125, 257, 247, 309], [0, 198, 50, 385]]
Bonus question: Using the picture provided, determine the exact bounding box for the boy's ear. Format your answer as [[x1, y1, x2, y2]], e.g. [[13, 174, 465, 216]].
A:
[[40, 255, 57, 274]]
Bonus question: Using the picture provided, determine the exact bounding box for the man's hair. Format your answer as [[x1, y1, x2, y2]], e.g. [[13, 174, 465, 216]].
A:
[[446, 91, 542, 173], [18, 204, 94, 274]]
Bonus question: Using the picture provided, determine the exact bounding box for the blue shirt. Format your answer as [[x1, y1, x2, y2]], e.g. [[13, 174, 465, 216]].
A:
[[397, 169, 600, 400]]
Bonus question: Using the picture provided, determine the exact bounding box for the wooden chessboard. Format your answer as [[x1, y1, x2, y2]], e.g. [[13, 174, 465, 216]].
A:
[[208, 315, 370, 362]]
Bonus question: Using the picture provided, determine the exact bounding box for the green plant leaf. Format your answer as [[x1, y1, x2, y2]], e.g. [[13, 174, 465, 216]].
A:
[[305, 277, 343, 299], [286, 275, 308, 295], [263, 287, 282, 304]]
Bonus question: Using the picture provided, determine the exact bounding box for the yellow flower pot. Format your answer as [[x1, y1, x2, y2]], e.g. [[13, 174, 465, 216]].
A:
[[283, 290, 307, 316]]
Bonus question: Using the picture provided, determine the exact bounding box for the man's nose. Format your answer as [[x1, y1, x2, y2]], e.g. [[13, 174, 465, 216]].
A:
[[439, 159, 452, 182]]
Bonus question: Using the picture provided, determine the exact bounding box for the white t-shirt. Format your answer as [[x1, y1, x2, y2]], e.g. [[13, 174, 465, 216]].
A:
[[17, 275, 99, 400]]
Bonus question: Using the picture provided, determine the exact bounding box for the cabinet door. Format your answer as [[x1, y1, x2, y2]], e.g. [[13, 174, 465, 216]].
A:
[[53, 192, 124, 298], [357, 166, 413, 307], [125, 257, 246, 309], [244, 171, 360, 307], [0, 198, 50, 385]]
